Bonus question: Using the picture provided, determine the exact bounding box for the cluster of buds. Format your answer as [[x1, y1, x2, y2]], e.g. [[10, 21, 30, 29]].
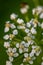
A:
[[3, 2, 43, 65]]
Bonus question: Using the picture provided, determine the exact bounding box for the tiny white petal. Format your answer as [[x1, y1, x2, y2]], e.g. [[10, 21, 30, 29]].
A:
[[24, 43, 29, 47], [14, 53, 19, 57], [7, 48, 12, 52], [6, 61, 12, 65], [29, 52, 34, 57], [10, 13, 18, 20], [17, 18, 24, 24], [29, 60, 33, 64], [12, 48, 17, 53], [4, 42, 10, 48], [24, 53, 28, 57], [19, 48, 23, 54], [10, 24, 16, 29], [13, 29, 18, 35], [26, 22, 31, 28], [40, 13, 43, 19], [9, 56, 13, 62], [3, 35, 9, 40], [25, 29, 30, 33], [20, 8, 28, 14], [24, 48, 28, 52], [16, 43, 19, 48], [31, 27, 37, 34], [4, 27, 9, 32]]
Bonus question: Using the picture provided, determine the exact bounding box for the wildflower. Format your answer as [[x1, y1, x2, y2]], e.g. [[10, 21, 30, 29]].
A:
[[20, 3, 29, 14], [13, 29, 18, 35], [9, 56, 13, 62], [25, 28, 30, 33], [26, 22, 31, 28], [31, 27, 37, 34], [10, 23, 16, 29], [3, 34, 9, 40], [17, 18, 24, 24], [4, 21, 10, 32], [10, 13, 18, 20], [4, 42, 10, 48], [24, 53, 28, 58], [6, 61, 12, 65]]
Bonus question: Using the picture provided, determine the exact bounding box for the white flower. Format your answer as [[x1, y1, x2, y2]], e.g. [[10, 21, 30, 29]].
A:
[[9, 56, 13, 62], [14, 53, 19, 57], [7, 48, 12, 53], [32, 8, 36, 15], [4, 27, 9, 32], [20, 8, 28, 14], [32, 6, 42, 15], [31, 27, 37, 34], [3, 35, 9, 40], [24, 43, 29, 47], [19, 48, 23, 54], [24, 53, 28, 57], [10, 24, 16, 29], [6, 61, 12, 65], [41, 22, 43, 29], [26, 22, 31, 28], [20, 4, 29, 14], [37, 6, 43, 14], [13, 29, 18, 35], [12, 48, 17, 53], [17, 25, 25, 29], [17, 18, 24, 24], [10, 13, 18, 20], [29, 60, 33, 64], [4, 42, 10, 48], [40, 13, 43, 19], [29, 52, 34, 57], [16, 43, 19, 48], [25, 28, 30, 33], [24, 48, 28, 52], [32, 46, 37, 49]]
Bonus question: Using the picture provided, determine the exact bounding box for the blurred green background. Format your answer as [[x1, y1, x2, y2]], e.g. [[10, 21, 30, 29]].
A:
[[0, 0, 43, 65]]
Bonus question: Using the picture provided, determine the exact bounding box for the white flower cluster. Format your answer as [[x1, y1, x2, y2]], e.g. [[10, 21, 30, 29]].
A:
[[3, 4, 43, 65], [32, 6, 43, 19]]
